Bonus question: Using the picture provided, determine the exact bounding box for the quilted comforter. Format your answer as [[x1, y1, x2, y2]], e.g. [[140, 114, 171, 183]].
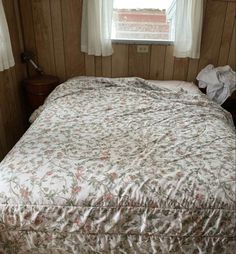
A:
[[0, 77, 235, 254]]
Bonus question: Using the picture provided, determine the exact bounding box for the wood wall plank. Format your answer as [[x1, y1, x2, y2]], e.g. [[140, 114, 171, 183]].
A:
[[0, 72, 15, 148], [31, 0, 56, 75], [95, 57, 102, 77], [19, 0, 236, 83], [198, 0, 228, 71], [4, 0, 27, 124], [50, 0, 66, 81], [0, 1, 27, 160], [187, 59, 199, 82], [112, 44, 129, 77], [0, 110, 7, 159], [61, 0, 85, 78], [128, 45, 150, 79], [228, 24, 236, 70], [85, 54, 95, 76], [19, 0, 37, 76], [218, 2, 236, 66], [149, 45, 166, 80], [102, 56, 112, 77], [173, 58, 189, 81], [163, 45, 174, 80]]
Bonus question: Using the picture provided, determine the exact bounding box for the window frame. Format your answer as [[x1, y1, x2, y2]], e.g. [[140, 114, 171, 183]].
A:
[[111, 0, 176, 45], [111, 38, 174, 45]]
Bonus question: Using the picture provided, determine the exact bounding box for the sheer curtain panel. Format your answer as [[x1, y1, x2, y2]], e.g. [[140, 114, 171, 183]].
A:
[[174, 0, 203, 59], [0, 0, 14, 71], [81, 0, 114, 56]]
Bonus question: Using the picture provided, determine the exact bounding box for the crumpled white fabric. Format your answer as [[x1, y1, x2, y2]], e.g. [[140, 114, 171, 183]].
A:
[[197, 64, 236, 105]]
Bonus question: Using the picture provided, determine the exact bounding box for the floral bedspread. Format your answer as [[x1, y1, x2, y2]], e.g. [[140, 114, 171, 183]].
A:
[[0, 77, 235, 254]]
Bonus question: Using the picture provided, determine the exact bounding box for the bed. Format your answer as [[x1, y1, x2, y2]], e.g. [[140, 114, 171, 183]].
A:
[[0, 77, 235, 253]]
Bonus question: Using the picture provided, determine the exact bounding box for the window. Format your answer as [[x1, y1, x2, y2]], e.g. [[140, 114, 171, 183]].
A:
[[112, 0, 176, 42]]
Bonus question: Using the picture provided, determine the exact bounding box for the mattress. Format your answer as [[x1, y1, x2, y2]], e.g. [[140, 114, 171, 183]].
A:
[[0, 77, 235, 253], [148, 80, 202, 94]]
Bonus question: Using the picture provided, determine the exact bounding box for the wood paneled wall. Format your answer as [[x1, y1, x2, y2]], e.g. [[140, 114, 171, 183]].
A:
[[19, 0, 236, 83], [0, 0, 27, 160], [19, 0, 85, 80]]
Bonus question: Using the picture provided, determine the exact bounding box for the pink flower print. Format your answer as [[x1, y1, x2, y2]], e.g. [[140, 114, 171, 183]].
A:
[[7, 216, 15, 225], [46, 170, 53, 176], [109, 172, 118, 181], [75, 169, 82, 180], [84, 223, 91, 231], [72, 186, 81, 194], [75, 217, 81, 226], [47, 235, 53, 241], [124, 175, 135, 183], [176, 171, 184, 178], [195, 193, 205, 201], [100, 151, 110, 160], [34, 215, 44, 226], [20, 187, 30, 201], [104, 194, 113, 201], [24, 211, 32, 220]]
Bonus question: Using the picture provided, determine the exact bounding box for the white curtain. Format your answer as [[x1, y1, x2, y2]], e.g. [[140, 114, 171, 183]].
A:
[[81, 0, 114, 56], [174, 0, 203, 59], [0, 0, 14, 71]]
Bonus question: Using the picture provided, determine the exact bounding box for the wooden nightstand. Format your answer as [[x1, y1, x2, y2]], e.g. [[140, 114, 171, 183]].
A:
[[222, 91, 236, 126], [24, 75, 59, 110]]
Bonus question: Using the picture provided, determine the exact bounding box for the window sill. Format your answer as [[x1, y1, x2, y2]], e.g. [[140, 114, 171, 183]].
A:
[[112, 39, 174, 45]]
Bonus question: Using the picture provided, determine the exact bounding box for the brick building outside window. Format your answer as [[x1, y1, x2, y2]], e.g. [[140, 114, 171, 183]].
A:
[[112, 0, 175, 42]]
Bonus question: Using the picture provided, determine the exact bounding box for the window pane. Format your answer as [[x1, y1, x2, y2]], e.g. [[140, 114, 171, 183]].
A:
[[112, 0, 175, 41]]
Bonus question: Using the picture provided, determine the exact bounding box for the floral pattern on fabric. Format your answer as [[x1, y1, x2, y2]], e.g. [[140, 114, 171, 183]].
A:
[[0, 77, 235, 254]]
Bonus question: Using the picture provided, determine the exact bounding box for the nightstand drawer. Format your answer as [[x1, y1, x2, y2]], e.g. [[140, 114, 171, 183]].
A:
[[25, 83, 57, 95], [24, 75, 59, 110]]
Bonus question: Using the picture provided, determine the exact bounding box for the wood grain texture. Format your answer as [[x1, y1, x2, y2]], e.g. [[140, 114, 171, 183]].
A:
[[102, 56, 112, 77], [61, 0, 85, 78], [218, 2, 236, 66], [112, 44, 129, 77], [18, 0, 236, 83], [228, 23, 236, 70], [95, 57, 102, 77], [173, 58, 189, 81], [0, 110, 7, 159], [198, 0, 228, 71], [128, 45, 150, 79], [19, 0, 38, 76], [85, 54, 95, 76], [187, 59, 199, 82], [149, 45, 166, 80], [0, 1, 27, 160], [163, 45, 174, 80], [31, 0, 56, 76], [50, 0, 66, 81]]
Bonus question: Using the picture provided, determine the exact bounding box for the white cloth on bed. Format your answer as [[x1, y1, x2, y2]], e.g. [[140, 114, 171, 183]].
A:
[[197, 64, 236, 105]]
